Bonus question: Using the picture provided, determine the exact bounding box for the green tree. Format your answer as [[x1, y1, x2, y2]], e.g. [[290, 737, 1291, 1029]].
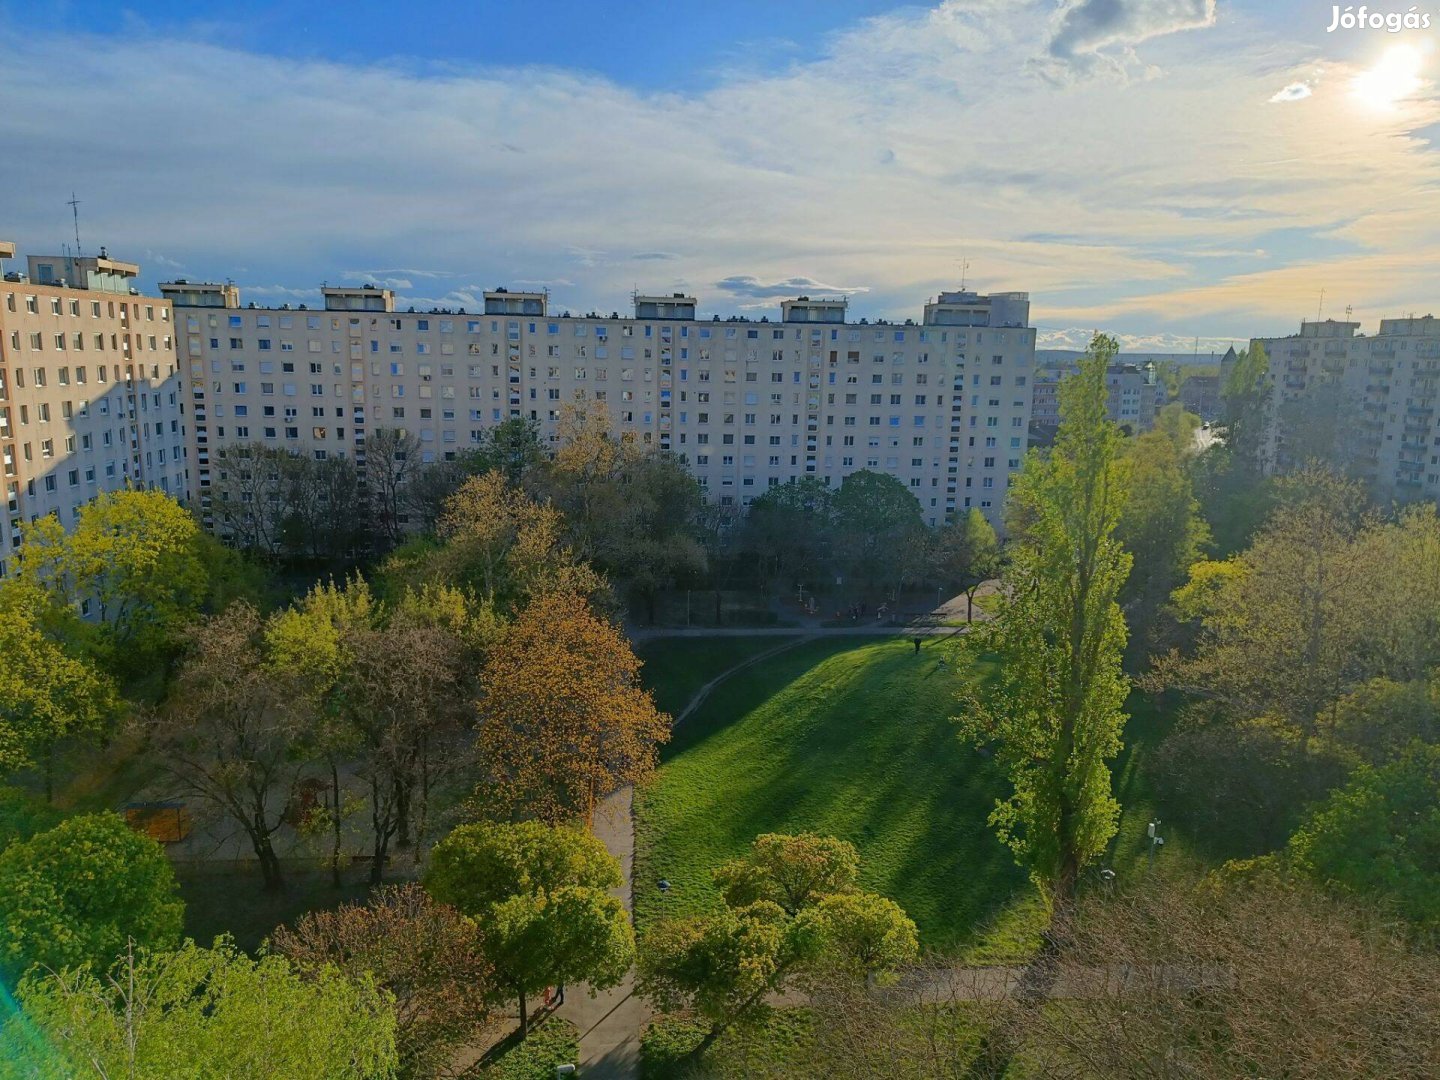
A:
[[14, 490, 209, 667], [424, 821, 632, 1038], [638, 900, 805, 1057], [638, 833, 915, 1058], [1290, 743, 1440, 927], [831, 470, 925, 596], [713, 833, 860, 915], [1157, 468, 1374, 733], [471, 416, 545, 486], [1220, 341, 1270, 476], [3, 938, 397, 1079], [739, 478, 837, 594], [1322, 677, 1439, 765], [150, 601, 309, 891], [0, 581, 117, 788], [268, 579, 485, 883], [0, 787, 64, 851], [956, 333, 1131, 910], [932, 508, 1002, 622], [1118, 406, 1209, 663], [801, 891, 918, 981], [0, 813, 182, 981]]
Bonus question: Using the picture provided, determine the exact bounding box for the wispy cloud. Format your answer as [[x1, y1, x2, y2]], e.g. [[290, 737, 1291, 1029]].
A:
[[0, 3, 1436, 345], [1037, 0, 1217, 81], [715, 275, 870, 299]]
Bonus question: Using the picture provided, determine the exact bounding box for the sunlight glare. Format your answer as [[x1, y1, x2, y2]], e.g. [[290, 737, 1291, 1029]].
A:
[[1352, 44, 1424, 109]]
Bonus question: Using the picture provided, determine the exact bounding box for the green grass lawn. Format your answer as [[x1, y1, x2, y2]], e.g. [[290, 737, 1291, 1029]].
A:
[[635, 636, 806, 717], [468, 1017, 579, 1079], [634, 636, 1037, 952]]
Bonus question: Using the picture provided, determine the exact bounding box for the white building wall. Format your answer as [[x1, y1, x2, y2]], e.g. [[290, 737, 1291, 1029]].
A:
[[169, 284, 1036, 533], [1255, 314, 1440, 499], [0, 272, 188, 577]]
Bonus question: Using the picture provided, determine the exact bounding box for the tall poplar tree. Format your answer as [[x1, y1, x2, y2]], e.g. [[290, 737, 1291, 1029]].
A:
[[956, 333, 1131, 911]]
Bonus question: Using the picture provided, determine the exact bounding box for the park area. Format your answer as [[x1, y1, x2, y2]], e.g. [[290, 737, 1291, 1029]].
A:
[[629, 633, 1181, 1075], [634, 635, 1036, 956]]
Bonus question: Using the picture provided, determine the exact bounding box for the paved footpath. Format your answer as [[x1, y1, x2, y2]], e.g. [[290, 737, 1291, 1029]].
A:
[[558, 786, 647, 1079]]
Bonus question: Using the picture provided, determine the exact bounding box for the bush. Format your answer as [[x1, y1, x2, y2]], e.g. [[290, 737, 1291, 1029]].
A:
[[479, 1018, 579, 1080], [1290, 743, 1440, 927], [0, 812, 183, 981], [1148, 716, 1350, 856], [0, 787, 64, 852]]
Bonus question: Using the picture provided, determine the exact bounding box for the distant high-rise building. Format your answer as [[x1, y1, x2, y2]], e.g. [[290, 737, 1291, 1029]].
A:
[[0, 244, 189, 577], [160, 278, 1037, 533], [1254, 315, 1440, 499], [1030, 360, 1162, 439]]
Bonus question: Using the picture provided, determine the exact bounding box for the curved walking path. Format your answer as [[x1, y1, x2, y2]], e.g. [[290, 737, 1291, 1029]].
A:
[[558, 635, 822, 1077]]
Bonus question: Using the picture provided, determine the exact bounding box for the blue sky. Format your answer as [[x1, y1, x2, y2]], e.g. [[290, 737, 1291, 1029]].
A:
[[2, 1, 1438, 350], [11, 1, 916, 92]]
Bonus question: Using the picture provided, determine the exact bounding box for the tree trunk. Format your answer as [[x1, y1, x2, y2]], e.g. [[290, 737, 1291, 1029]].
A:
[[416, 734, 432, 850], [966, 589, 975, 623], [517, 987, 529, 1040], [253, 832, 284, 892], [370, 778, 395, 886], [329, 762, 343, 889], [395, 773, 412, 850]]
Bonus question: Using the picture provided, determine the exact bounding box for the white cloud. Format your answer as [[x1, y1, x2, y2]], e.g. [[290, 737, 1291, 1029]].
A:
[[0, 3, 1436, 345], [1270, 81, 1313, 103], [1038, 0, 1217, 81]]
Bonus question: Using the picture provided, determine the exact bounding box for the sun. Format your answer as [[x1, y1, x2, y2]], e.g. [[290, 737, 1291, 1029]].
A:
[[1352, 44, 1424, 109]]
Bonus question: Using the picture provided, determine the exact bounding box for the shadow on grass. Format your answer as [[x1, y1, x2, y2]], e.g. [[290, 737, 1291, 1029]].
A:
[[634, 637, 1030, 953]]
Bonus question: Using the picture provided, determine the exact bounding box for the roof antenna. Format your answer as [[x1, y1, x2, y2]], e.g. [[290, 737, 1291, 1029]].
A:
[[1316, 287, 1325, 321], [959, 255, 969, 290], [68, 193, 84, 258]]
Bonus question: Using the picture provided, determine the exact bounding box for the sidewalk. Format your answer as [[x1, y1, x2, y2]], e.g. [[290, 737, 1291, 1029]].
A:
[[559, 787, 646, 1079]]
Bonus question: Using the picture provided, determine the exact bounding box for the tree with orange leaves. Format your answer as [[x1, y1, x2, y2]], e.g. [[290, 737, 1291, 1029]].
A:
[[476, 589, 670, 824]]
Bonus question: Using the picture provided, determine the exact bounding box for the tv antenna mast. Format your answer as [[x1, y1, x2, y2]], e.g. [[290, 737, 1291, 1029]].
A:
[[1316, 287, 1325, 321], [67, 193, 84, 258], [958, 256, 970, 290]]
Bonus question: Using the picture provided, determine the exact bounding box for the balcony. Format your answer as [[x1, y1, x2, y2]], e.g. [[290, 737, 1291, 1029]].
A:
[[1368, 362, 1394, 376]]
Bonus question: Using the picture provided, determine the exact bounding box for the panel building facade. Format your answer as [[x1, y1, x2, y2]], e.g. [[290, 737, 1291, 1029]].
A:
[[161, 280, 1037, 532], [0, 245, 190, 577], [1029, 360, 1164, 439], [1255, 315, 1440, 499]]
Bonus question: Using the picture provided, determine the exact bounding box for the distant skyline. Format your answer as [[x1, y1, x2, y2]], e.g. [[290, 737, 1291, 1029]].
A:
[[2, 0, 1437, 351]]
